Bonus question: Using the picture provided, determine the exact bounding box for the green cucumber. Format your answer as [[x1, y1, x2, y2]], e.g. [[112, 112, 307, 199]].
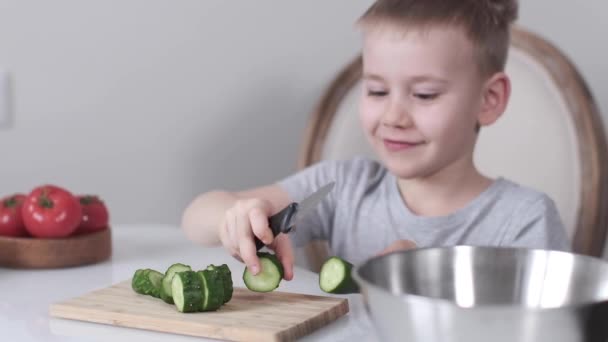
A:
[[243, 252, 283, 293], [160, 263, 192, 304], [132, 269, 145, 293], [132, 269, 164, 298], [171, 271, 203, 313], [131, 262, 234, 312], [145, 270, 164, 298], [319, 256, 359, 294], [207, 264, 233, 303], [198, 270, 224, 311], [218, 264, 233, 303]]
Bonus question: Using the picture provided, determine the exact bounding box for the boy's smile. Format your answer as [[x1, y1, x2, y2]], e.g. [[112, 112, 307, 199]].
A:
[[383, 139, 425, 153], [359, 24, 488, 181]]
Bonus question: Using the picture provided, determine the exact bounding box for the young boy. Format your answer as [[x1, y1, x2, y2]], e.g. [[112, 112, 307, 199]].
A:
[[181, 0, 570, 281]]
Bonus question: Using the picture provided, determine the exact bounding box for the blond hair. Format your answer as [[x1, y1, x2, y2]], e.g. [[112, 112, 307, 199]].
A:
[[358, 0, 519, 77]]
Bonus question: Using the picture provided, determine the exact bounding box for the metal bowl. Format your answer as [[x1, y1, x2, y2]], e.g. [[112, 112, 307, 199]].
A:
[[352, 246, 608, 342]]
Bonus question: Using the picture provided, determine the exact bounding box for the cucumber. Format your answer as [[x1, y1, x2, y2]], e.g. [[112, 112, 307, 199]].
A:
[[145, 270, 164, 298], [209, 269, 225, 306], [218, 264, 233, 303], [132, 269, 145, 293], [160, 263, 192, 304], [243, 252, 283, 293], [319, 256, 359, 294], [207, 264, 233, 303], [132, 269, 164, 298], [171, 271, 203, 313], [198, 270, 224, 311], [131, 262, 234, 312]]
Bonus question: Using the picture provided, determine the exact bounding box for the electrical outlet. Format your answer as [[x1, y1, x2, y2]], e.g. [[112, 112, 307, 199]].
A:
[[0, 70, 10, 127]]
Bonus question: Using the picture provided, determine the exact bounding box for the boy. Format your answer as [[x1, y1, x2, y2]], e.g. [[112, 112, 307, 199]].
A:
[[181, 0, 570, 281]]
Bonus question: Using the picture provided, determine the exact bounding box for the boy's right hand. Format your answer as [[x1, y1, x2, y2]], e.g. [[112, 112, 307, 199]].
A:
[[219, 198, 294, 281]]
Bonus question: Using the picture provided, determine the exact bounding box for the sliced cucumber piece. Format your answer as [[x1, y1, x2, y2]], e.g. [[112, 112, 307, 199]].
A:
[[130, 262, 234, 311], [132, 269, 164, 298], [198, 270, 224, 311], [171, 271, 203, 313], [243, 252, 283, 293], [207, 264, 233, 304], [159, 282, 172, 303], [145, 269, 164, 298], [319, 256, 359, 294], [217, 264, 233, 303], [160, 263, 192, 304], [132, 269, 145, 293]]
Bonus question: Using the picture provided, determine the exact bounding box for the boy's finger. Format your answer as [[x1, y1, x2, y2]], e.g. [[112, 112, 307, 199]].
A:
[[218, 215, 229, 246], [273, 235, 294, 281], [239, 239, 260, 275], [220, 212, 233, 247], [235, 213, 260, 275], [249, 208, 273, 245], [231, 253, 243, 263], [225, 211, 239, 252], [221, 215, 241, 262]]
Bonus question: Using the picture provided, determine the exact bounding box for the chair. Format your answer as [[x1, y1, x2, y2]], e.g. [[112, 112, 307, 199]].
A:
[[295, 26, 608, 272]]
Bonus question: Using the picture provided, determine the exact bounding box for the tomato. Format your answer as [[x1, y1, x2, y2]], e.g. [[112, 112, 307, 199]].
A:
[[0, 194, 28, 237], [22, 185, 82, 238], [76, 195, 109, 234]]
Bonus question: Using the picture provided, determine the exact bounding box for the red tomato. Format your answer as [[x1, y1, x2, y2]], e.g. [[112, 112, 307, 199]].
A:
[[0, 194, 28, 237], [76, 195, 109, 234], [22, 185, 82, 238]]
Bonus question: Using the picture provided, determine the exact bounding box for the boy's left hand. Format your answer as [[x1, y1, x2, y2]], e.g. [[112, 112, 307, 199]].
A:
[[377, 239, 417, 256]]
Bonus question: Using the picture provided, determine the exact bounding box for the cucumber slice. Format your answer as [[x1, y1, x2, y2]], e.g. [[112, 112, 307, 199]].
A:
[[207, 264, 233, 304], [159, 282, 172, 303], [198, 270, 224, 311], [160, 263, 192, 304], [171, 271, 203, 313], [319, 256, 359, 294], [243, 252, 283, 293], [217, 264, 233, 303], [145, 270, 164, 298], [132, 269, 164, 298], [132, 269, 145, 293]]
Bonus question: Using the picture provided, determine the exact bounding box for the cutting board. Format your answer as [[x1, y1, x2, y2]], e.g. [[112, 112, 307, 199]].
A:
[[49, 281, 349, 342]]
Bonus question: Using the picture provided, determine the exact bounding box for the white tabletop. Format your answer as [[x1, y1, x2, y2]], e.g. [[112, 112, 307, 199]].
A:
[[1, 224, 380, 341]]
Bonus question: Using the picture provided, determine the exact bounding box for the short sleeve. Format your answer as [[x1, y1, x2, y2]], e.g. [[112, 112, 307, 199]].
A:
[[502, 195, 571, 252], [276, 160, 341, 247]]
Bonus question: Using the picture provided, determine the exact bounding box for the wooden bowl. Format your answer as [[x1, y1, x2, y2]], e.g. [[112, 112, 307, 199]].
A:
[[0, 228, 112, 269]]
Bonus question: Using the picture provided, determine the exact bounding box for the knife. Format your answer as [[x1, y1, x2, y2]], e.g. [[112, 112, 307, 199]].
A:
[[254, 182, 335, 251]]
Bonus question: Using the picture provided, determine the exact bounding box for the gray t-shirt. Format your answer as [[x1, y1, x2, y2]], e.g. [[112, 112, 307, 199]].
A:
[[278, 157, 570, 265]]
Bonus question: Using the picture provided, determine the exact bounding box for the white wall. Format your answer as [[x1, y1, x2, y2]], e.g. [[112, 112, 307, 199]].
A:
[[1, 1, 607, 254], [518, 2, 608, 134], [0, 0, 372, 224]]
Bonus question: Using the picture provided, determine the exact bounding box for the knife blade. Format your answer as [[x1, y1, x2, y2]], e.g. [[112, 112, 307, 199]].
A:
[[254, 182, 335, 251]]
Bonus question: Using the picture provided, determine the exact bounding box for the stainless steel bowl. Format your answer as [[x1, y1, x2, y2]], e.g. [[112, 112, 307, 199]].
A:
[[352, 246, 608, 342]]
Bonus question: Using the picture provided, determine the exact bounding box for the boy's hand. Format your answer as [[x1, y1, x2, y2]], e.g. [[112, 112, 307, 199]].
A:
[[377, 239, 417, 256], [219, 198, 294, 281]]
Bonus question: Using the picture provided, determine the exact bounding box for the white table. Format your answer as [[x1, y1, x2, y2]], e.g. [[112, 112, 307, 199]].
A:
[[1, 224, 380, 341]]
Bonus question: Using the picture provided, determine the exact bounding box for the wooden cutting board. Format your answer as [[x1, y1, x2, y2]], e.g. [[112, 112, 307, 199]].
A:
[[49, 281, 349, 342]]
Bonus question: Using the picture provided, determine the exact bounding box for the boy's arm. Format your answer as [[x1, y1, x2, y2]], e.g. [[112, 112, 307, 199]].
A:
[[180, 184, 291, 247]]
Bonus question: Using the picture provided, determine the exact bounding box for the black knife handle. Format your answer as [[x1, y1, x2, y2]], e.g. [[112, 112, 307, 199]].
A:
[[254, 203, 298, 251]]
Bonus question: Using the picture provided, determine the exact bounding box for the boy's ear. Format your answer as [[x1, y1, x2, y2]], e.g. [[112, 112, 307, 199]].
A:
[[477, 72, 511, 127]]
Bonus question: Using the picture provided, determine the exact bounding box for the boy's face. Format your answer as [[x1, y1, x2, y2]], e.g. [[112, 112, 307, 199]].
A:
[[360, 24, 486, 180]]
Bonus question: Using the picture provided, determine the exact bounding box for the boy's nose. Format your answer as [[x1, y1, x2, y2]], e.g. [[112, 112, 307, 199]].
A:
[[381, 101, 413, 128]]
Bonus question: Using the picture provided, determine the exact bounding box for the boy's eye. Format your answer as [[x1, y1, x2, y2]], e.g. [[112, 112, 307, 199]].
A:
[[367, 90, 388, 97], [414, 93, 439, 100]]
